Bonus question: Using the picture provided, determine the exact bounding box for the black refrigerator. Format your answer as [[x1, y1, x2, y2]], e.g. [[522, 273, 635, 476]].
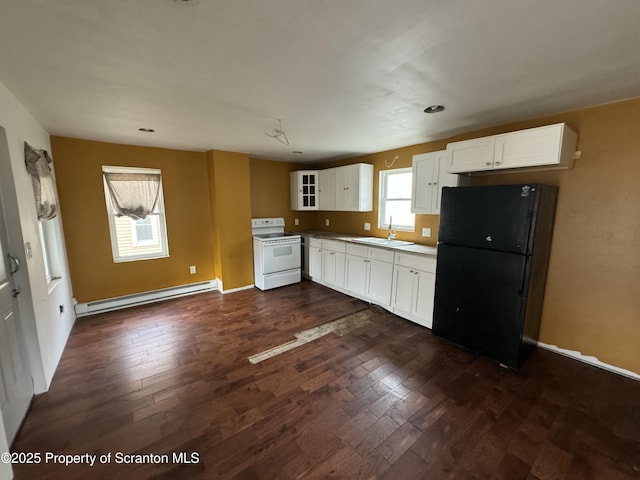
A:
[[432, 184, 558, 369]]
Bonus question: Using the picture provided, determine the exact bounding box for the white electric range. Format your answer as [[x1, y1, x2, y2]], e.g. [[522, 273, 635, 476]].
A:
[[252, 218, 301, 290]]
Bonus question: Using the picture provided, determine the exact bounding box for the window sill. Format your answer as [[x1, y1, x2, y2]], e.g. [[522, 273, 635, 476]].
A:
[[47, 277, 62, 295]]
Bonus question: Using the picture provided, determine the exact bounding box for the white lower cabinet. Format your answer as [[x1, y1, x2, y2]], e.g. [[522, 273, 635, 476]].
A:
[[345, 244, 394, 308], [391, 252, 437, 328], [308, 238, 437, 329], [308, 238, 323, 280], [345, 253, 368, 297], [321, 240, 346, 288], [366, 259, 394, 306]]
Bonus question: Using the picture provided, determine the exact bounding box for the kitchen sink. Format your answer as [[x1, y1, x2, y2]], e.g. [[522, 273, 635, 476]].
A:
[[352, 237, 415, 247]]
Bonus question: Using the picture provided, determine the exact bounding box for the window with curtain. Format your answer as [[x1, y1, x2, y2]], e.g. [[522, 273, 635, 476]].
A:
[[24, 142, 57, 220], [102, 166, 169, 262], [25, 142, 63, 283], [378, 168, 415, 231]]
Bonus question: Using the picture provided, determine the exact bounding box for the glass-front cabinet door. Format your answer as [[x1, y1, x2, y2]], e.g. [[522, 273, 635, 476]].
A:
[[290, 170, 319, 210]]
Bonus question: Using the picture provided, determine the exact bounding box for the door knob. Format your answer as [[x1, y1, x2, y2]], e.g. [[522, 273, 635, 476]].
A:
[[8, 254, 20, 274]]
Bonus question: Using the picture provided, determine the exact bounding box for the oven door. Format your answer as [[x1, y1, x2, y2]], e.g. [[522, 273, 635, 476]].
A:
[[262, 241, 301, 274]]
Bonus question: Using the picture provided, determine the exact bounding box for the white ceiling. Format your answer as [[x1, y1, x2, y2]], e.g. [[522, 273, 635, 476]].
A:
[[1, 0, 640, 163]]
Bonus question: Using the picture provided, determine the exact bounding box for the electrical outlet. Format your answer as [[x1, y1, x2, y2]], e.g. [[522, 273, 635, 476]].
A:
[[325, 219, 330, 226], [364, 222, 371, 231], [421, 228, 431, 237], [294, 218, 299, 225], [189, 265, 197, 274], [59, 304, 64, 314]]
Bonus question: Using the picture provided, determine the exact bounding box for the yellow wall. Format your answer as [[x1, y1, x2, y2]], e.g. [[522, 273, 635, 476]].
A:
[[249, 157, 317, 231], [206, 150, 254, 291], [51, 137, 216, 303], [300, 98, 640, 374], [51, 97, 640, 374], [464, 99, 640, 374], [314, 142, 449, 245]]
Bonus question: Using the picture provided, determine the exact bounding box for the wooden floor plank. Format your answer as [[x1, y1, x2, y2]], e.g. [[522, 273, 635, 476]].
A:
[[9, 280, 640, 479]]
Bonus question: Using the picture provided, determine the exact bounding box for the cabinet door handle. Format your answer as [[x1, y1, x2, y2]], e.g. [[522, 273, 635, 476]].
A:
[[485, 162, 491, 166], [495, 161, 501, 166]]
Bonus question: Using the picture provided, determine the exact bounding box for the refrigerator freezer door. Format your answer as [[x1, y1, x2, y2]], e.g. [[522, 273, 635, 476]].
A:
[[439, 184, 539, 254], [432, 244, 529, 368]]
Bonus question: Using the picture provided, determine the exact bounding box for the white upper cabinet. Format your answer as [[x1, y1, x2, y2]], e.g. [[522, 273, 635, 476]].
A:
[[411, 150, 459, 214], [291, 163, 373, 212], [318, 168, 336, 211], [335, 163, 374, 212], [290, 170, 319, 210], [446, 123, 578, 174]]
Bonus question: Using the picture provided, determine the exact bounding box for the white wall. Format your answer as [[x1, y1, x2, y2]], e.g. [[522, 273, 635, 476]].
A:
[[0, 80, 75, 451], [0, 414, 11, 479]]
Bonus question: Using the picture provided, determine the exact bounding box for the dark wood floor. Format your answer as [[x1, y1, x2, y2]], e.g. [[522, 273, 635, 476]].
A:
[[10, 280, 640, 479]]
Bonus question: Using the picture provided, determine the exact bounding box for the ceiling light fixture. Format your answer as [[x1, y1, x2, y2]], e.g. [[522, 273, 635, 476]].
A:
[[265, 119, 290, 146], [138, 128, 155, 132], [424, 105, 445, 114]]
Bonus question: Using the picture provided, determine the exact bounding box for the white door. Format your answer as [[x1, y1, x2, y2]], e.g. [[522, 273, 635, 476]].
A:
[[414, 270, 436, 328], [318, 169, 336, 211], [308, 245, 322, 280], [411, 153, 436, 214], [333, 252, 346, 288], [446, 136, 496, 173], [0, 127, 34, 444], [335, 165, 359, 210], [321, 250, 336, 285], [366, 259, 393, 307], [494, 124, 562, 169], [345, 254, 367, 296], [392, 265, 415, 315], [434, 151, 459, 214]]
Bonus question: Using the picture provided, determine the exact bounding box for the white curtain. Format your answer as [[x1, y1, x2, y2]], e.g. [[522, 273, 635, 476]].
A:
[[103, 172, 161, 220], [24, 142, 57, 220]]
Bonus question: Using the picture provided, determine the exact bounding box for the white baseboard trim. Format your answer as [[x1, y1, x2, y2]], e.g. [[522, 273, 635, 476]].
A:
[[75, 280, 218, 316], [216, 278, 254, 294], [537, 341, 640, 381]]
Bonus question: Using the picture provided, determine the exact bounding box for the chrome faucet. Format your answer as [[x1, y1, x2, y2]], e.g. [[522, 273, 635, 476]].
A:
[[387, 216, 396, 240]]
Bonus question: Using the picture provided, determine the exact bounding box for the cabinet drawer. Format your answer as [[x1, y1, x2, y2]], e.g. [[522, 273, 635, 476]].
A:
[[368, 247, 395, 263], [322, 239, 346, 252], [394, 252, 437, 273], [309, 237, 322, 248], [346, 243, 368, 257]]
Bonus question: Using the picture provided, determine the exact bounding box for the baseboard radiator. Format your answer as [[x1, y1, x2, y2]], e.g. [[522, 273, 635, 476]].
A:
[[75, 280, 218, 317]]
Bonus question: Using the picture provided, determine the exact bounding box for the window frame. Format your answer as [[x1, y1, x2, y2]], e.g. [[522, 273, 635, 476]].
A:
[[102, 166, 170, 263], [378, 167, 415, 232], [131, 216, 159, 247]]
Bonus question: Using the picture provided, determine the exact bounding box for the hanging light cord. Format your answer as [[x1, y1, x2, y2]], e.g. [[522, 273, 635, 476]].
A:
[[265, 119, 290, 146]]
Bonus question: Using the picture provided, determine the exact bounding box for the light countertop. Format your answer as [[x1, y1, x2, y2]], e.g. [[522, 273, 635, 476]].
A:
[[301, 231, 437, 256]]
